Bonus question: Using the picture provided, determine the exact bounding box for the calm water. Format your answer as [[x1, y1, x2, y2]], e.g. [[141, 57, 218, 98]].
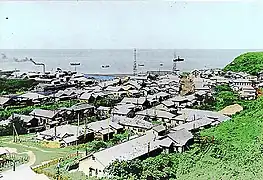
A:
[[0, 49, 262, 74]]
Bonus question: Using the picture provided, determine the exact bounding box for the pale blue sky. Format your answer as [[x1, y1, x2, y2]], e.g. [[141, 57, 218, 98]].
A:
[[0, 1, 262, 49]]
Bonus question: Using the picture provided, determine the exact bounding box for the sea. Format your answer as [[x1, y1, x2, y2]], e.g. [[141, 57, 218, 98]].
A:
[[0, 49, 262, 75]]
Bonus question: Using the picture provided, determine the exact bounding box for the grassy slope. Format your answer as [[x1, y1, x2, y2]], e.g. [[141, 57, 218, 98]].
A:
[[224, 52, 263, 75], [138, 98, 263, 180], [177, 98, 263, 179]]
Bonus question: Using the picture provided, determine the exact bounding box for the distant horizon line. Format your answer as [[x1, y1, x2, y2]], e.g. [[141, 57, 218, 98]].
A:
[[0, 48, 262, 50]]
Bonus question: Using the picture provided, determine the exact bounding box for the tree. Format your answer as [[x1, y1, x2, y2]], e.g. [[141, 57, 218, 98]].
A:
[[105, 159, 142, 179], [0, 116, 27, 136]]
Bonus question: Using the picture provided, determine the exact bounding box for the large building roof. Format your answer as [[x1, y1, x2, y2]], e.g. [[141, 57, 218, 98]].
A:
[[92, 131, 160, 167], [29, 109, 59, 119]]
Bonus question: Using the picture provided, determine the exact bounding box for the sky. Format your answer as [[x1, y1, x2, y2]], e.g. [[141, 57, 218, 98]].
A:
[[0, 0, 263, 49]]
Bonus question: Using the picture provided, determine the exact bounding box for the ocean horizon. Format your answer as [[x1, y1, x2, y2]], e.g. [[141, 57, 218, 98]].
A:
[[1, 49, 262, 74]]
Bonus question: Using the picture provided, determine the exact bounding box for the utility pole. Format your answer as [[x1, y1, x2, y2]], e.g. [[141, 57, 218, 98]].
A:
[[84, 117, 87, 141], [57, 161, 60, 180], [76, 113, 80, 156], [133, 48, 137, 76]]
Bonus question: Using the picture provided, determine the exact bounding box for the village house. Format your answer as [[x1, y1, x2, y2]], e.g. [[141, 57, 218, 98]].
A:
[[230, 78, 253, 87], [120, 97, 150, 110], [152, 124, 167, 136], [79, 92, 96, 102], [61, 103, 95, 122], [123, 80, 142, 90], [36, 124, 94, 147], [258, 70, 263, 82], [7, 113, 42, 132], [16, 92, 48, 105], [127, 89, 140, 97], [29, 109, 63, 129], [153, 92, 170, 102], [184, 94, 198, 107], [96, 106, 111, 119], [84, 119, 123, 141], [193, 78, 211, 93], [172, 117, 214, 133], [112, 104, 136, 117], [170, 96, 189, 109], [174, 108, 231, 128], [238, 86, 256, 100], [165, 128, 194, 153], [210, 76, 230, 85], [54, 88, 85, 101], [136, 108, 176, 126], [0, 96, 12, 109], [117, 115, 153, 135]]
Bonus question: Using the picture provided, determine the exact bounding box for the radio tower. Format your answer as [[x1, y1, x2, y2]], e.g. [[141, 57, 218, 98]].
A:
[[133, 48, 137, 76], [172, 51, 184, 75]]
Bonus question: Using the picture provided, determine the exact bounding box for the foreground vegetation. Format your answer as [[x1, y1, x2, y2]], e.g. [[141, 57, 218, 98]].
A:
[[224, 51, 263, 75], [0, 78, 38, 95]]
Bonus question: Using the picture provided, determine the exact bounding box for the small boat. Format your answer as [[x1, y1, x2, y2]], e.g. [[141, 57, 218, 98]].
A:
[[70, 62, 81, 66], [101, 65, 110, 68]]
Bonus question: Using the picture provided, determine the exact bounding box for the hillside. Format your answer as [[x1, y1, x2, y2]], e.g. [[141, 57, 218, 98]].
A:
[[224, 52, 263, 75], [106, 89, 263, 180]]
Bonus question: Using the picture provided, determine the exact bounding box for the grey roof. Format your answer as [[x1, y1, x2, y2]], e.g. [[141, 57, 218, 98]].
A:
[[18, 92, 47, 100], [85, 119, 123, 133], [153, 125, 166, 133], [154, 92, 170, 98], [97, 106, 111, 111], [121, 97, 147, 105], [136, 109, 176, 119], [157, 137, 173, 147], [92, 131, 160, 167], [79, 92, 93, 100], [118, 116, 153, 129], [0, 96, 10, 105], [161, 100, 175, 107], [62, 136, 78, 144], [29, 109, 59, 119], [185, 94, 196, 101], [232, 79, 252, 83], [172, 117, 214, 131], [177, 108, 231, 123], [195, 90, 207, 96], [99, 128, 114, 135], [155, 104, 169, 111], [40, 124, 85, 138], [93, 92, 106, 98], [167, 128, 193, 146], [69, 103, 94, 111], [170, 96, 188, 102], [124, 80, 141, 89], [105, 86, 124, 92], [113, 104, 135, 115], [8, 114, 36, 123]]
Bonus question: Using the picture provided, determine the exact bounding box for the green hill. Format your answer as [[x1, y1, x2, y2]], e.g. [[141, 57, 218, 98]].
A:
[[224, 52, 263, 75]]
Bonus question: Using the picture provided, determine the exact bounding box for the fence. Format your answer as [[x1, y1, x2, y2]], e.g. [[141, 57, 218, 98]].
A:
[[32, 152, 81, 180]]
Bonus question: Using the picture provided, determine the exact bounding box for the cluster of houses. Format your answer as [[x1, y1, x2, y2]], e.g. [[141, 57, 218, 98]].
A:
[[191, 68, 262, 100], [2, 67, 262, 177]]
